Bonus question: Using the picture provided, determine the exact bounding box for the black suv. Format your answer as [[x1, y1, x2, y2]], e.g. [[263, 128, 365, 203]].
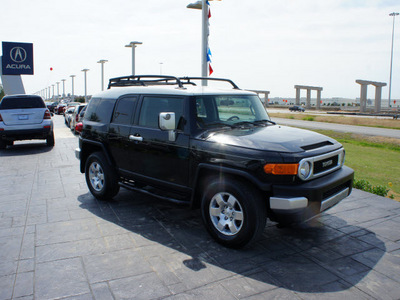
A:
[[76, 75, 354, 248]]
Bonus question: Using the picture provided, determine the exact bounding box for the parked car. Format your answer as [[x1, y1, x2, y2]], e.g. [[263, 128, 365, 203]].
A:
[[0, 94, 54, 148], [76, 75, 354, 248], [70, 104, 87, 133], [55, 103, 67, 115], [75, 122, 83, 134], [46, 101, 58, 113], [289, 105, 305, 112], [64, 106, 76, 127]]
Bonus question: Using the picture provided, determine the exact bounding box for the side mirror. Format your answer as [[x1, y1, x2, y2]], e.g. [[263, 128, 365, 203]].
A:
[[159, 112, 176, 141]]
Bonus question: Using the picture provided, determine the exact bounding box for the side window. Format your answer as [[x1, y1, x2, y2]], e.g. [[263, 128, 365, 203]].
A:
[[84, 98, 100, 121], [112, 97, 137, 125], [85, 98, 115, 123], [138, 96, 184, 129]]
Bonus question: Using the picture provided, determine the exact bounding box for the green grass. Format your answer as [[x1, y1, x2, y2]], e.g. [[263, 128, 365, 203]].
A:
[[313, 130, 400, 200]]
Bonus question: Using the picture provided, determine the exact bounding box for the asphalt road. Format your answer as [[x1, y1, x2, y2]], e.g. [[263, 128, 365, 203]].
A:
[[272, 117, 400, 139]]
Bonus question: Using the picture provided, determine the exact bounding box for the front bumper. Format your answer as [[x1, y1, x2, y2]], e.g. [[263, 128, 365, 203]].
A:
[[268, 166, 354, 223]]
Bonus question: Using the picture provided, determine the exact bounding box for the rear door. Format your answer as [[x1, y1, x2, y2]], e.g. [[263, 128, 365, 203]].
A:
[[108, 96, 138, 170]]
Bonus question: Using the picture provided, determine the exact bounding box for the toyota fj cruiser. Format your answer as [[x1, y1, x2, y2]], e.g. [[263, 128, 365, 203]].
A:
[[76, 75, 354, 248]]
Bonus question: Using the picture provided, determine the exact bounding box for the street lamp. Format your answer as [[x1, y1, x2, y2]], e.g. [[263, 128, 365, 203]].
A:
[[70, 75, 76, 100], [81, 69, 89, 103], [56, 82, 60, 100], [61, 79, 66, 98], [187, 0, 220, 85], [125, 41, 142, 75], [97, 59, 108, 91], [187, 0, 208, 85], [388, 12, 399, 108]]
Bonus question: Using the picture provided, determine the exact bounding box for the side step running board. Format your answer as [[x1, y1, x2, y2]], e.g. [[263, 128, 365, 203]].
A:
[[119, 182, 190, 206]]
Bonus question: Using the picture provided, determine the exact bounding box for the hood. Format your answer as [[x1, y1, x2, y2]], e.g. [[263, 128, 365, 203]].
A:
[[201, 125, 339, 153]]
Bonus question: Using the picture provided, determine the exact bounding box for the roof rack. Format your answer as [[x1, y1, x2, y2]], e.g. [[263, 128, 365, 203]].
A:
[[107, 75, 240, 90], [179, 77, 240, 89], [108, 75, 184, 89]]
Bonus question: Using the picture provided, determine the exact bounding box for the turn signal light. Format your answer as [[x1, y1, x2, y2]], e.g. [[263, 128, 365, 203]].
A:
[[264, 163, 299, 175]]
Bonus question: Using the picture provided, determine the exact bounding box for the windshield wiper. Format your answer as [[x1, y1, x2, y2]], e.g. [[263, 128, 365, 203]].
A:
[[232, 120, 276, 128], [200, 122, 234, 138], [254, 119, 276, 125]]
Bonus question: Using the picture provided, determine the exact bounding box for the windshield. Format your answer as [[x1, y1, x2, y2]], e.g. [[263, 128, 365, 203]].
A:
[[195, 95, 271, 129]]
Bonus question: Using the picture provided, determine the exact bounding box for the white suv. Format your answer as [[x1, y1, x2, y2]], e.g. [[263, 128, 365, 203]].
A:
[[0, 94, 54, 149]]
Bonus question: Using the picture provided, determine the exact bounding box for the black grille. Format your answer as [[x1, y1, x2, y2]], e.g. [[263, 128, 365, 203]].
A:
[[323, 182, 350, 200], [314, 155, 339, 175]]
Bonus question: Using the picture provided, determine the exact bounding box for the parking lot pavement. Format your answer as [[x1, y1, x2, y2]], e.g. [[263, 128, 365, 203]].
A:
[[0, 115, 400, 300]]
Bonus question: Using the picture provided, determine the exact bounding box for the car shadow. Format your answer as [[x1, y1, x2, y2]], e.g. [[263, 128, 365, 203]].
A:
[[77, 188, 386, 294], [0, 142, 53, 156]]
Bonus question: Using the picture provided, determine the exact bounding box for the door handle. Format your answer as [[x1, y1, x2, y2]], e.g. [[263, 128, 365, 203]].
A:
[[129, 134, 143, 142]]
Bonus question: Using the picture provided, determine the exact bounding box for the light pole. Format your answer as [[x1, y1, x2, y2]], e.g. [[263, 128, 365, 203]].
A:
[[97, 59, 108, 91], [70, 75, 76, 100], [61, 79, 66, 98], [187, 0, 220, 85], [159, 62, 163, 75], [125, 41, 142, 75], [187, 0, 208, 85], [56, 82, 60, 100], [389, 12, 399, 108], [81, 69, 89, 103]]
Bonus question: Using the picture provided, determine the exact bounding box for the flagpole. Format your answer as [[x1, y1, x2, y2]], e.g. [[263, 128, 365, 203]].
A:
[[201, 0, 208, 86]]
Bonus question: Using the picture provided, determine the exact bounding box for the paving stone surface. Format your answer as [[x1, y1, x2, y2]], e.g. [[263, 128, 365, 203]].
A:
[[0, 116, 400, 299]]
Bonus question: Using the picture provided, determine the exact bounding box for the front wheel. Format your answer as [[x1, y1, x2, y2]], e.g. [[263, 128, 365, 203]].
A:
[[201, 177, 266, 248], [85, 152, 120, 200]]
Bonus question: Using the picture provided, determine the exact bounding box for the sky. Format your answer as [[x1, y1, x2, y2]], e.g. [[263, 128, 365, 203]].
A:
[[1, 0, 399, 100]]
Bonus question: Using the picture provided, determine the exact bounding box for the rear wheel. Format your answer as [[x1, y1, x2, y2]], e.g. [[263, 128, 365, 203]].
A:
[[46, 132, 55, 147], [201, 177, 267, 248], [85, 152, 120, 200]]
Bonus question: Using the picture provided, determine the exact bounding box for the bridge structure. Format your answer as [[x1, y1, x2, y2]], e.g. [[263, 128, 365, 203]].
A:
[[294, 85, 323, 109]]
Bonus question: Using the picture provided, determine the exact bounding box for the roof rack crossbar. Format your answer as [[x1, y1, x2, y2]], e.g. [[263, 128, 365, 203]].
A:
[[179, 77, 240, 89], [108, 75, 184, 89]]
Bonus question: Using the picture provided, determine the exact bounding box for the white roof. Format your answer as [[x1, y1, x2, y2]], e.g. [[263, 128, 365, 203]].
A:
[[92, 85, 256, 99]]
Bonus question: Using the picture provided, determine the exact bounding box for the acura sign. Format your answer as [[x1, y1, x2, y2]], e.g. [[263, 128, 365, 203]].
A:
[[2, 42, 34, 75]]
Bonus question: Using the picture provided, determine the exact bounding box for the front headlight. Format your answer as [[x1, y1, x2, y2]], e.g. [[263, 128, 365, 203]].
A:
[[298, 160, 312, 180]]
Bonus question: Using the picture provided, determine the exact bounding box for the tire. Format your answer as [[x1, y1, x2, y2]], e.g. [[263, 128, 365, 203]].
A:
[[85, 152, 120, 201], [201, 177, 267, 248], [46, 132, 55, 147]]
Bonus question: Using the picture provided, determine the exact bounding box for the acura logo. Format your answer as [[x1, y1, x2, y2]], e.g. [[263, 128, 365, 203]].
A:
[[10, 47, 27, 63]]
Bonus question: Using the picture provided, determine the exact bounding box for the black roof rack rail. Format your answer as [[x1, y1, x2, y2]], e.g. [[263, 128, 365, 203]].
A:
[[179, 77, 240, 89], [108, 75, 184, 89]]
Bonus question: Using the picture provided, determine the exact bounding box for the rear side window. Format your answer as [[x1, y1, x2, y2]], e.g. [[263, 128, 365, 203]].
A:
[[0, 96, 46, 109], [84, 98, 115, 123], [112, 97, 137, 125]]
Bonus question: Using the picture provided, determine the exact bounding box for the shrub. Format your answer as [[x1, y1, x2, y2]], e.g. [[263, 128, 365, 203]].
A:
[[302, 116, 315, 121], [353, 179, 390, 197]]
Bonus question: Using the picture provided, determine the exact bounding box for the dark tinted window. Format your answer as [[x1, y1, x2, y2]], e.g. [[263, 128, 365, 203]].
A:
[[112, 97, 137, 125], [84, 98, 115, 123], [139, 97, 184, 128], [0, 96, 45, 109]]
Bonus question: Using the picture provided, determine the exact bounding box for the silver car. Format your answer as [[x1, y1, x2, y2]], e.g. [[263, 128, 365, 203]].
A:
[[0, 94, 54, 149]]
